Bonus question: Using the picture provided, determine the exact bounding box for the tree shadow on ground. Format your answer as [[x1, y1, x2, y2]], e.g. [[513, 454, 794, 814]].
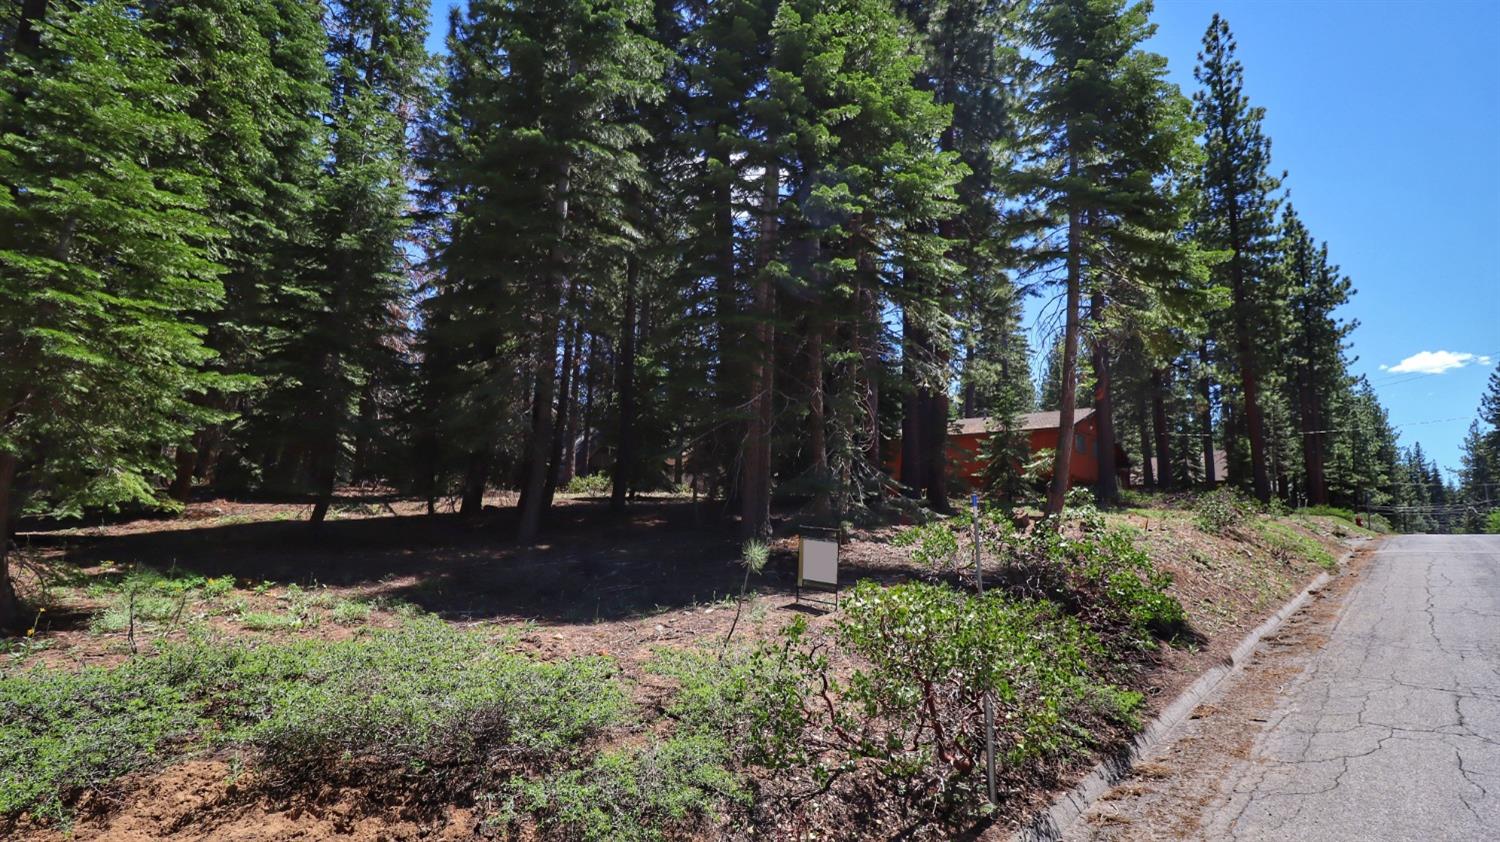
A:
[[24, 498, 913, 624]]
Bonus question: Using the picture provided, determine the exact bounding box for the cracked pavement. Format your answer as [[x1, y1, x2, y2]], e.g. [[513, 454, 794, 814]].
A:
[[1199, 534, 1500, 841]]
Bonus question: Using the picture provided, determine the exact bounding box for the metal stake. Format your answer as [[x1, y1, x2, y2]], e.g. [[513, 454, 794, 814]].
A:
[[973, 492, 996, 805]]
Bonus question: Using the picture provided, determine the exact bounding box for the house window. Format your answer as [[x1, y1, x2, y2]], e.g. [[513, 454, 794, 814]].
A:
[[1075, 433, 1086, 453]]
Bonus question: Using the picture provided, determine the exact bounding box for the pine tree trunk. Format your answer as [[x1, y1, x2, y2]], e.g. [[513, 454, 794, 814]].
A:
[[543, 312, 576, 508], [1138, 390, 1156, 489], [612, 253, 639, 513], [740, 161, 778, 540], [518, 162, 570, 542], [308, 417, 339, 524], [808, 316, 831, 520], [1046, 168, 1083, 516], [900, 309, 925, 497], [169, 442, 197, 502], [1090, 292, 1117, 504], [713, 177, 737, 504], [351, 385, 375, 482], [458, 449, 487, 515], [6, 0, 48, 66], [1227, 208, 1272, 502], [309, 352, 341, 525], [0, 451, 21, 630], [925, 222, 955, 514], [854, 237, 881, 469], [924, 388, 951, 512], [559, 330, 581, 487], [1152, 367, 1173, 492], [1199, 342, 1216, 484], [962, 345, 978, 418]]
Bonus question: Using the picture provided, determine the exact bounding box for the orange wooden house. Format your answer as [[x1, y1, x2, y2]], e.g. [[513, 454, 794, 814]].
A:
[[888, 409, 1128, 491]]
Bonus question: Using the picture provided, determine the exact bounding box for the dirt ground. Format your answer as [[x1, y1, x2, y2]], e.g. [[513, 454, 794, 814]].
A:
[[2, 492, 1372, 841]]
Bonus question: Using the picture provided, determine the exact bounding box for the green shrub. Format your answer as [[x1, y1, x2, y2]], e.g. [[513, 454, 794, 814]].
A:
[[562, 473, 612, 496], [1194, 487, 1250, 534], [1487, 510, 1500, 534], [1258, 521, 1337, 571], [330, 599, 372, 626], [90, 593, 186, 633], [1069, 529, 1187, 644], [648, 645, 810, 772], [202, 576, 236, 599], [237, 610, 307, 632], [1299, 505, 1356, 523], [177, 619, 629, 795], [511, 734, 747, 842], [893, 519, 961, 570], [0, 661, 201, 822], [826, 581, 1141, 816], [2, 619, 635, 823]]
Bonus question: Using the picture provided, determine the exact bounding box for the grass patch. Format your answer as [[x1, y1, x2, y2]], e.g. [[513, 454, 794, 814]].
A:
[[1298, 505, 1355, 523], [1258, 520, 1337, 570]]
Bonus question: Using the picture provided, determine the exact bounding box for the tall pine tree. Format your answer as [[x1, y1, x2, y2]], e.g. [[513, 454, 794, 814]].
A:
[[1193, 14, 1282, 503], [1012, 0, 1200, 513], [0, 0, 223, 626]]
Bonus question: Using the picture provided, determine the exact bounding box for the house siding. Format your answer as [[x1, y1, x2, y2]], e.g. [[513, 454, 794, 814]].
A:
[[885, 414, 1101, 491]]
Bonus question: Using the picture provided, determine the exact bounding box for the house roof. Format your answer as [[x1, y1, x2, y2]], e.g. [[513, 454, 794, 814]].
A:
[[1146, 450, 1229, 482], [951, 408, 1095, 436]]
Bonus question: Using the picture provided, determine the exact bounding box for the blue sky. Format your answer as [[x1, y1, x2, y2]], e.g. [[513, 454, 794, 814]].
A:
[[1140, 0, 1499, 476], [422, 0, 1499, 475]]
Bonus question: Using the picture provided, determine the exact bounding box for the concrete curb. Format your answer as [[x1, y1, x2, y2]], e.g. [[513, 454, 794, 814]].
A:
[[1011, 538, 1373, 842]]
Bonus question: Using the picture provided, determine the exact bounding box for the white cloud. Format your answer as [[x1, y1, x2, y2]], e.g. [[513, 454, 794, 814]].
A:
[[1386, 350, 1483, 375]]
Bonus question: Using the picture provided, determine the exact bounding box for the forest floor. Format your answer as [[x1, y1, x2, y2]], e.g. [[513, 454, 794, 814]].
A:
[[1, 491, 1378, 841]]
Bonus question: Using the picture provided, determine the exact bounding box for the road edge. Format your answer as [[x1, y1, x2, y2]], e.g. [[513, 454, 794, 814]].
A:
[[1010, 536, 1379, 842]]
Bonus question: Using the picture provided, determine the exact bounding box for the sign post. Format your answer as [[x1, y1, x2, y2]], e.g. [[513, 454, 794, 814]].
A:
[[973, 492, 996, 806], [796, 527, 841, 608]]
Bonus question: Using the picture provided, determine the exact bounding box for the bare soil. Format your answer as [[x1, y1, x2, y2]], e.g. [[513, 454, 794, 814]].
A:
[[2, 492, 1372, 841]]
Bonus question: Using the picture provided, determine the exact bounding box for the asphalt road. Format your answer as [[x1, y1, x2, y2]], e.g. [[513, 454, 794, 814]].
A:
[[1201, 534, 1500, 841]]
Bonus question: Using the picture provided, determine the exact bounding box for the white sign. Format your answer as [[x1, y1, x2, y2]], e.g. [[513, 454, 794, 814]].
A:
[[799, 537, 839, 587]]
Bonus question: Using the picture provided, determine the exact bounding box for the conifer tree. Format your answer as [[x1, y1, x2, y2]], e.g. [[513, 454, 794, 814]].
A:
[[143, 0, 328, 499], [248, 0, 429, 523], [899, 0, 1029, 509], [1193, 14, 1282, 503], [1013, 0, 1200, 513], [0, 0, 222, 626], [423, 0, 666, 541], [1278, 205, 1353, 505]]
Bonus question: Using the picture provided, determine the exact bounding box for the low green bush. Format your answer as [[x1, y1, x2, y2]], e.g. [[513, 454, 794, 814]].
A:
[[0, 660, 201, 822], [510, 734, 748, 842], [1487, 510, 1500, 534], [1194, 487, 1250, 534], [1298, 505, 1356, 523], [174, 619, 629, 794], [835, 582, 1140, 776], [1069, 529, 1187, 644], [562, 473, 612, 496], [90, 593, 186, 633], [2, 619, 633, 823], [1258, 521, 1336, 571], [648, 645, 810, 772], [329, 599, 372, 625]]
